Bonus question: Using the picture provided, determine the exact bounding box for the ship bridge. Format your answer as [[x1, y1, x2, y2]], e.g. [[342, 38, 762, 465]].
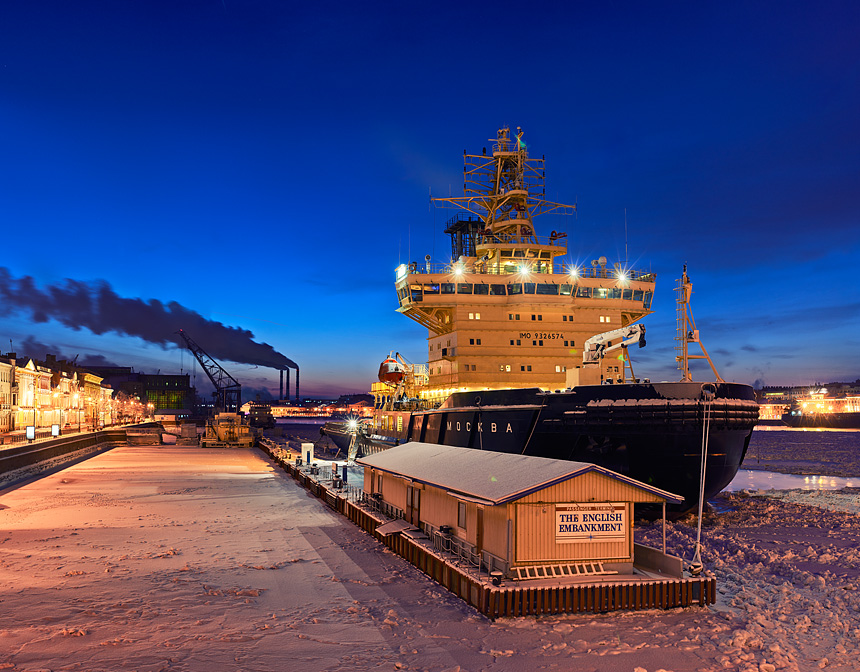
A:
[[393, 127, 656, 403]]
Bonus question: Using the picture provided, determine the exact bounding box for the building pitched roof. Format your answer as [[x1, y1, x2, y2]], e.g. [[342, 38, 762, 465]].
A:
[[356, 442, 684, 505]]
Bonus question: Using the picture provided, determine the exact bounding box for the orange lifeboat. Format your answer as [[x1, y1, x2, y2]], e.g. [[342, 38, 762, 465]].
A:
[[378, 356, 406, 385]]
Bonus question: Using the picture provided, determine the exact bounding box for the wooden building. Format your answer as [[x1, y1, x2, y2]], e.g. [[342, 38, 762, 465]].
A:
[[357, 442, 684, 579]]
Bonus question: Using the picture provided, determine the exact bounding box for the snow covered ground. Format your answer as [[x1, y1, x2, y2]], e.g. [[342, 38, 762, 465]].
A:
[[1, 433, 859, 671]]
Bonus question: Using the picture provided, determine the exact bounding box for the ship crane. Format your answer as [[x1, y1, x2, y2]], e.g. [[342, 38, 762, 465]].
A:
[[176, 329, 241, 414], [582, 323, 646, 383]]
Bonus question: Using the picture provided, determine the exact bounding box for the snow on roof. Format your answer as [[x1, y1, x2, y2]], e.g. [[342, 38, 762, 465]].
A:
[[356, 442, 683, 505]]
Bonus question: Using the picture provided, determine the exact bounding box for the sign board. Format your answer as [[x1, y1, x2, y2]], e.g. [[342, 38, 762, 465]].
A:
[[555, 502, 627, 543], [26, 426, 35, 440], [51, 424, 60, 437]]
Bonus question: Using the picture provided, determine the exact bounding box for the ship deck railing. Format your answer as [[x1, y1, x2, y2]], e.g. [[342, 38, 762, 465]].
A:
[[404, 262, 655, 281]]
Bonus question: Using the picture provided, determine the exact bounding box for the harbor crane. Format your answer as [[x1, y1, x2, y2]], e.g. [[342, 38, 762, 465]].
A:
[[177, 329, 241, 414]]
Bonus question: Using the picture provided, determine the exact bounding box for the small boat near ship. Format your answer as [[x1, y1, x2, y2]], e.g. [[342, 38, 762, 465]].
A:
[[782, 389, 860, 429], [323, 127, 759, 513]]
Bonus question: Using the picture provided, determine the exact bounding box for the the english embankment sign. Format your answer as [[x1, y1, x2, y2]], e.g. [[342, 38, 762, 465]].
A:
[[555, 503, 626, 542]]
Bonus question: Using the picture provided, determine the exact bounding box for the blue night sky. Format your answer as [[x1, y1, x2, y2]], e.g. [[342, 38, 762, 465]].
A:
[[2, 1, 858, 398]]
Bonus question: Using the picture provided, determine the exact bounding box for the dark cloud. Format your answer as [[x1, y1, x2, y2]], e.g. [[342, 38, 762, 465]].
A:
[[0, 268, 297, 371]]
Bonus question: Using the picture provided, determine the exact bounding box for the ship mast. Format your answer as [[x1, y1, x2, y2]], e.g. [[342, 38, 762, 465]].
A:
[[431, 127, 576, 254], [675, 266, 723, 382]]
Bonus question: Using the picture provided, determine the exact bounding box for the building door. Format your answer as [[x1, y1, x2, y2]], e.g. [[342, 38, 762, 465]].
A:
[[476, 507, 484, 555], [407, 486, 421, 526]]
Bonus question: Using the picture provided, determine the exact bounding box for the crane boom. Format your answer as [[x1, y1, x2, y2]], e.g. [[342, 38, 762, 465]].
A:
[[583, 324, 646, 364], [177, 329, 241, 413]]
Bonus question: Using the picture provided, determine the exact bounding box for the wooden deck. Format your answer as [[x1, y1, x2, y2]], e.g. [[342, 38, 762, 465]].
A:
[[260, 443, 716, 619]]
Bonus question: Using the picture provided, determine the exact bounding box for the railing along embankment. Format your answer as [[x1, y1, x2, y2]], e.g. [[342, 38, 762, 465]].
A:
[[0, 428, 130, 477]]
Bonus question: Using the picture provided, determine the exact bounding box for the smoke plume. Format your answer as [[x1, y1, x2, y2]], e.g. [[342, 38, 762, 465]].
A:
[[0, 268, 297, 370]]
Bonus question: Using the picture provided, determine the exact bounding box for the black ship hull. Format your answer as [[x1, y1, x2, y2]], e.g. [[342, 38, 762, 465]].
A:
[[323, 381, 759, 514]]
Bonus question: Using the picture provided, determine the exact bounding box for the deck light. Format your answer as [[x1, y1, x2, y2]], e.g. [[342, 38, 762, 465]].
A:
[[347, 418, 359, 432], [453, 264, 464, 277], [568, 266, 579, 279], [518, 263, 531, 276]]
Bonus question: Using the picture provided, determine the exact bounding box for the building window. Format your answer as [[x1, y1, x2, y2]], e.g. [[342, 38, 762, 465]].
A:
[[532, 340, 537, 346], [508, 313, 520, 321], [458, 502, 467, 529], [505, 364, 511, 372], [517, 339, 521, 346], [521, 365, 525, 371], [475, 312, 480, 320], [470, 338, 475, 345], [600, 315, 611, 323], [469, 313, 474, 319], [527, 365, 532, 372], [509, 339, 514, 345], [563, 315, 567, 321]]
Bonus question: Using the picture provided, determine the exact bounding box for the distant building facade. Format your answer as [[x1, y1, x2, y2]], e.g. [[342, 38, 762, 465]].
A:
[[86, 366, 195, 415], [0, 352, 120, 433]]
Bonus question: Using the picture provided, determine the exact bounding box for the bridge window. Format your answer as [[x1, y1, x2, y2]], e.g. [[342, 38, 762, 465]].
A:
[[536, 283, 558, 295], [523, 282, 536, 294], [489, 284, 506, 295], [507, 283, 523, 295], [441, 283, 455, 294], [424, 283, 440, 294], [474, 284, 489, 295], [457, 283, 473, 294], [576, 286, 591, 298]]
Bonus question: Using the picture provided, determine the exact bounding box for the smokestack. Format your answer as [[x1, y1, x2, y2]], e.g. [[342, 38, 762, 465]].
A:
[[285, 368, 290, 403], [295, 366, 300, 403], [279, 369, 284, 400]]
